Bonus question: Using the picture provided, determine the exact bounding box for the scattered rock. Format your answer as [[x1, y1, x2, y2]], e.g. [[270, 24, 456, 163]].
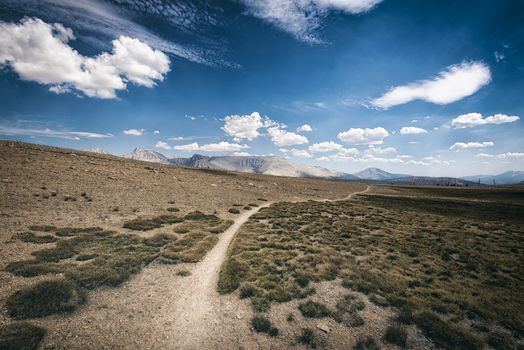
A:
[[211, 183, 217, 187], [317, 323, 330, 333]]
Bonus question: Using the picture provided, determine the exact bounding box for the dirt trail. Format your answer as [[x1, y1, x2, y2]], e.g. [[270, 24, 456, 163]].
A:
[[166, 186, 370, 349], [163, 201, 272, 349]]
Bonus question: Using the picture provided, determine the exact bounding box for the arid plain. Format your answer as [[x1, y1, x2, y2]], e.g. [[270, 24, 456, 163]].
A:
[[0, 140, 522, 350]]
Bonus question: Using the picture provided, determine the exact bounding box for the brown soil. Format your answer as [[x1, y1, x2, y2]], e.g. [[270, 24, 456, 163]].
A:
[[0, 140, 373, 349]]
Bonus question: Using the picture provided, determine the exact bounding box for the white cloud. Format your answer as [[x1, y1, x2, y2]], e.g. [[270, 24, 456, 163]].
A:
[[0, 125, 113, 140], [297, 124, 313, 132], [337, 127, 388, 145], [153, 130, 160, 134], [1, 0, 219, 65], [0, 18, 170, 99], [365, 146, 396, 155], [314, 147, 359, 162], [233, 151, 252, 156], [338, 148, 360, 157], [199, 142, 249, 152], [410, 119, 418, 123], [240, 0, 382, 43], [173, 142, 200, 151], [123, 128, 145, 136], [451, 113, 520, 128], [169, 136, 187, 141], [477, 152, 524, 159], [370, 61, 491, 109], [308, 141, 343, 153], [155, 141, 171, 150], [267, 127, 309, 146], [222, 112, 276, 141], [450, 141, 494, 151], [174, 142, 249, 152], [290, 149, 312, 158], [494, 51, 505, 62], [400, 126, 428, 135]]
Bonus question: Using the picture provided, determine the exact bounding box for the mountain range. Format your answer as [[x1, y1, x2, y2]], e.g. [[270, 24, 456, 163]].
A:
[[460, 171, 524, 185], [90, 148, 524, 185], [125, 148, 347, 178]]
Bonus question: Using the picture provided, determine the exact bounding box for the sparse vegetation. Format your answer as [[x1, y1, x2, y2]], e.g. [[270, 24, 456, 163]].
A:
[[297, 328, 316, 348], [0, 322, 47, 350], [228, 208, 240, 214], [354, 337, 380, 350], [251, 315, 278, 336], [383, 325, 407, 347], [6, 280, 83, 319], [28, 225, 56, 232], [123, 214, 182, 231], [332, 293, 365, 327], [414, 311, 482, 350], [219, 187, 524, 349], [13, 231, 56, 244], [176, 269, 191, 277], [299, 300, 330, 318], [5, 214, 230, 318]]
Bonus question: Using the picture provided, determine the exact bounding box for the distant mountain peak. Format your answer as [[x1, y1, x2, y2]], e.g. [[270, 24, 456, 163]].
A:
[[124, 148, 170, 164], [352, 167, 409, 181]]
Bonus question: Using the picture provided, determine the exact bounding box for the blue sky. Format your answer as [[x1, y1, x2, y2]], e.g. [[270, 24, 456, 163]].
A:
[[0, 0, 523, 177]]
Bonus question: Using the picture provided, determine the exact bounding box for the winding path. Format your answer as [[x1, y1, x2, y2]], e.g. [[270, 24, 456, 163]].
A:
[[166, 186, 371, 349]]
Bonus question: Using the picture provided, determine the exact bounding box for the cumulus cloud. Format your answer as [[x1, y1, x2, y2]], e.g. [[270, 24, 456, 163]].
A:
[[400, 126, 428, 135], [314, 147, 359, 162], [308, 141, 343, 153], [173, 142, 249, 152], [338, 148, 360, 157], [153, 130, 160, 134], [1, 0, 222, 65], [173, 142, 200, 151], [199, 142, 249, 152], [370, 61, 491, 109], [241, 0, 382, 43], [0, 18, 170, 99], [290, 149, 312, 158], [297, 124, 313, 132], [0, 125, 113, 140], [222, 112, 276, 141], [450, 141, 494, 151], [155, 141, 171, 150], [222, 111, 309, 147], [267, 127, 309, 146], [451, 113, 520, 128], [123, 129, 145, 136], [477, 152, 524, 159], [232, 151, 252, 156], [337, 127, 388, 145], [365, 146, 396, 155]]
